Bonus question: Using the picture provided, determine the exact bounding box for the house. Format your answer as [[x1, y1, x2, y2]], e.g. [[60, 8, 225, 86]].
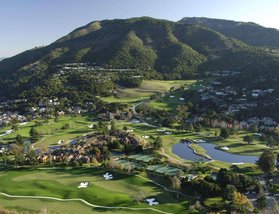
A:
[[247, 117, 260, 126], [261, 117, 277, 127]]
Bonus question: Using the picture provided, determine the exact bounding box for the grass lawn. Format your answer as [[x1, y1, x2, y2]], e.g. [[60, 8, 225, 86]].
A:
[[146, 81, 197, 112], [0, 195, 157, 214], [206, 130, 277, 156], [117, 122, 269, 168], [145, 79, 215, 112], [206, 160, 261, 176], [0, 116, 93, 148], [173, 129, 277, 157], [190, 143, 210, 159], [116, 122, 193, 165], [101, 80, 194, 105], [0, 167, 192, 214], [203, 197, 224, 210]]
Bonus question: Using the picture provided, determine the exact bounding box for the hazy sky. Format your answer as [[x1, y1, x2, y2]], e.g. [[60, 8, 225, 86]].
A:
[[1, 0, 279, 57]]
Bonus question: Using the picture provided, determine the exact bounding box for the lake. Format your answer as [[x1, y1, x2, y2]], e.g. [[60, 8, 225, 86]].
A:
[[172, 141, 259, 163]]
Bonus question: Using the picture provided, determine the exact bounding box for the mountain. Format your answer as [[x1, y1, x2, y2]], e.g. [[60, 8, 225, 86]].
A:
[[0, 57, 5, 61], [179, 17, 279, 48], [1, 17, 279, 101], [0, 17, 243, 78]]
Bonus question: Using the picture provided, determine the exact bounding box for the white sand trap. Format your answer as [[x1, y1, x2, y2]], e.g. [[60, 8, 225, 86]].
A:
[[103, 172, 113, 180], [232, 162, 244, 165], [164, 131, 172, 135], [0, 130, 13, 137], [221, 146, 229, 151], [194, 139, 206, 143], [78, 182, 89, 188], [19, 122, 28, 126], [142, 135, 150, 139], [146, 198, 159, 206], [57, 140, 63, 145]]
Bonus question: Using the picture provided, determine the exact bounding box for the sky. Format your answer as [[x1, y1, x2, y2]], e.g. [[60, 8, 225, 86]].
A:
[[1, 0, 279, 57]]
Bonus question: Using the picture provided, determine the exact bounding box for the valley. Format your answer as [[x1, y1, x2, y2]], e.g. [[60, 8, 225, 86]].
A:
[[1, 14, 279, 213], [1, 79, 278, 213]]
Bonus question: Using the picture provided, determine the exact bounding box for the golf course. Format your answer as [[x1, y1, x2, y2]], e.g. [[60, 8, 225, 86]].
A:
[[0, 167, 192, 214], [0, 79, 276, 213]]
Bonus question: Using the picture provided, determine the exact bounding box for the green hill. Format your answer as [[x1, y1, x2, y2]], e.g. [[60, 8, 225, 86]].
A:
[[1, 17, 279, 101], [0, 17, 242, 78], [179, 17, 279, 48]]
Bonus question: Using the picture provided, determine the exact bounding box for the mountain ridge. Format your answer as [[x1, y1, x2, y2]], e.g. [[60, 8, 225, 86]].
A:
[[0, 17, 243, 78], [179, 17, 279, 48], [0, 16, 279, 101]]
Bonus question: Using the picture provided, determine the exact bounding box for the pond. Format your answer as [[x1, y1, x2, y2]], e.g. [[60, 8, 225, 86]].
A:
[[172, 141, 259, 163], [172, 142, 210, 162]]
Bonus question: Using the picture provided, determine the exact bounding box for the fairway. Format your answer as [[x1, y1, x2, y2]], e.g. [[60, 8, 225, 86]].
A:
[[0, 168, 192, 214], [0, 195, 160, 214], [117, 122, 274, 166], [0, 116, 93, 148], [101, 80, 194, 104]]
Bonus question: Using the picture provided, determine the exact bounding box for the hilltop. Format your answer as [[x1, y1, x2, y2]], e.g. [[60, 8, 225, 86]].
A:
[[180, 17, 279, 48]]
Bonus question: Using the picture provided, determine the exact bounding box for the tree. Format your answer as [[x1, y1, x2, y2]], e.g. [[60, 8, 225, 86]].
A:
[[11, 124, 18, 131], [251, 124, 258, 132], [267, 136, 275, 148], [187, 123, 194, 132], [256, 195, 267, 209], [214, 129, 219, 137], [1, 151, 8, 165], [231, 192, 253, 213], [176, 105, 189, 121], [61, 123, 70, 130], [257, 149, 275, 175], [220, 128, 230, 139], [11, 144, 25, 166], [171, 176, 181, 198], [93, 124, 99, 129], [29, 127, 39, 138], [101, 126, 109, 135], [194, 123, 202, 132], [243, 135, 253, 144], [26, 150, 38, 165], [153, 136, 163, 150], [15, 134, 23, 145], [91, 157, 100, 166], [14, 152, 25, 166], [130, 191, 145, 204], [223, 185, 236, 200], [108, 158, 116, 170], [274, 125, 279, 136], [110, 120, 117, 131]]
